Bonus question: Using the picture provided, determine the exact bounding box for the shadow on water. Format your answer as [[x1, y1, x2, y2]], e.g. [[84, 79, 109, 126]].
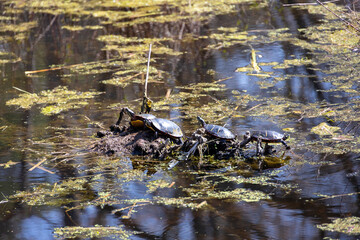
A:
[[0, 0, 360, 239]]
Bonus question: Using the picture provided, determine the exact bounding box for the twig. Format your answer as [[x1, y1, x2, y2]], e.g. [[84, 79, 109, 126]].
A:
[[223, 105, 239, 127], [315, 0, 360, 33], [214, 76, 233, 83], [283, 0, 339, 6], [32, 15, 58, 51], [111, 201, 150, 215], [317, 191, 360, 200], [196, 201, 207, 208], [178, 22, 186, 40], [13, 86, 32, 94], [25, 58, 122, 75], [165, 88, 172, 99], [0, 192, 9, 204], [144, 44, 152, 98], [28, 161, 55, 174], [28, 158, 47, 172], [65, 207, 80, 226], [244, 103, 264, 113], [141, 44, 153, 113]]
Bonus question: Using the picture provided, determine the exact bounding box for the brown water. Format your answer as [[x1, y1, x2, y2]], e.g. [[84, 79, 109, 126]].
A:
[[0, 0, 359, 239]]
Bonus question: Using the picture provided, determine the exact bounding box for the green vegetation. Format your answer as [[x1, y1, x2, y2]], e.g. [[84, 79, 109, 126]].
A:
[[54, 225, 136, 239], [317, 217, 360, 235], [6, 86, 102, 115]]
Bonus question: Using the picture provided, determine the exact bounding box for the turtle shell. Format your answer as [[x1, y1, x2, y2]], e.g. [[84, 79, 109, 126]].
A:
[[131, 114, 156, 127], [251, 130, 285, 143], [204, 124, 235, 140], [150, 118, 183, 138]]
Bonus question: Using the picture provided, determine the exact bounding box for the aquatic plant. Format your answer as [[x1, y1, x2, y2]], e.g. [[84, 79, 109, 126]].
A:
[[54, 225, 137, 239], [6, 86, 102, 116], [317, 217, 360, 235]]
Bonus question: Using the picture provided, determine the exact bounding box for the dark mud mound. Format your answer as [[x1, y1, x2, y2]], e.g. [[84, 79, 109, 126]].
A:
[[91, 126, 177, 157]]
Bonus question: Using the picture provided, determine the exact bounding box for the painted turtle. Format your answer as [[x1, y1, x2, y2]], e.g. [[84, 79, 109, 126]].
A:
[[197, 116, 235, 140], [116, 107, 156, 128], [240, 130, 290, 155], [144, 118, 184, 144]]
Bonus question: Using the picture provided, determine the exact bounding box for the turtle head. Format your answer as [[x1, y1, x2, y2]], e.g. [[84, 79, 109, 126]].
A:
[[197, 116, 206, 127], [123, 107, 136, 119], [283, 133, 289, 140], [244, 131, 251, 140]]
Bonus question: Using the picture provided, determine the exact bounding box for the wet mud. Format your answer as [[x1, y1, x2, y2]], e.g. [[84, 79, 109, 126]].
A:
[[91, 125, 180, 159]]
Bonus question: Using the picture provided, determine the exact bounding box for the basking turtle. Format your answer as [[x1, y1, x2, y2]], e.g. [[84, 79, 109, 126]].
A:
[[144, 118, 184, 144], [116, 107, 156, 128], [197, 116, 235, 140], [240, 130, 290, 155]]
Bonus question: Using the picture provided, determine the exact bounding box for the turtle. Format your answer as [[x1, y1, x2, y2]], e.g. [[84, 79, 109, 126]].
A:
[[240, 130, 290, 155], [143, 118, 184, 144], [197, 116, 235, 140], [116, 107, 156, 128]]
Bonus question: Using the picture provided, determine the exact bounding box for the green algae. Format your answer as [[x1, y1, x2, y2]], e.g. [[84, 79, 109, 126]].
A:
[[146, 179, 171, 193], [183, 180, 271, 203], [206, 188, 271, 202], [317, 217, 360, 235], [153, 196, 204, 209], [302, 137, 360, 155], [311, 122, 341, 136], [11, 178, 95, 206], [206, 30, 255, 50], [0, 51, 21, 64], [54, 225, 136, 239], [117, 169, 147, 182], [6, 86, 102, 116], [272, 57, 313, 69], [177, 82, 226, 92]]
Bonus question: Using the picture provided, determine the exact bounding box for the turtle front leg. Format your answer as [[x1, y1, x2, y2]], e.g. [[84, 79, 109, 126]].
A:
[[256, 139, 264, 155], [115, 108, 125, 125], [240, 131, 252, 148], [281, 140, 291, 150]]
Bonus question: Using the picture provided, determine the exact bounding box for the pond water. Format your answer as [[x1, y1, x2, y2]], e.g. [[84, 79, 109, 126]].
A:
[[0, 0, 360, 239]]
